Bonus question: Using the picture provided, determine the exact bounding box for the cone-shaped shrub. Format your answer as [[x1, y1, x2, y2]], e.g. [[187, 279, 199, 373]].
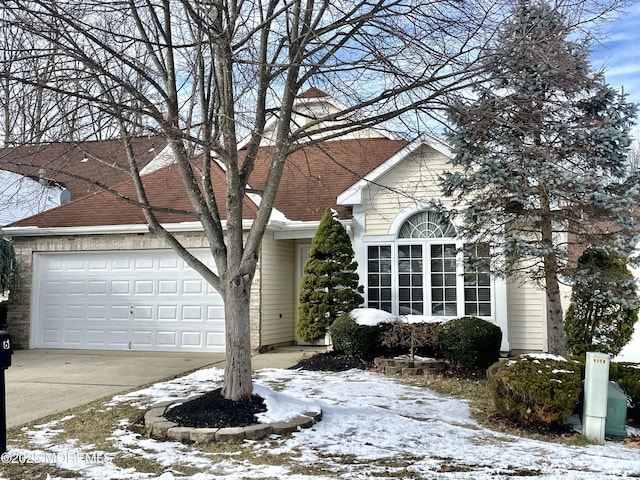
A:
[[297, 209, 364, 342]]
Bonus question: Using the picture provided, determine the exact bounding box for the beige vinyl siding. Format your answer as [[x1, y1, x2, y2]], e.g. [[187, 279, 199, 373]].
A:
[[260, 233, 296, 347], [363, 145, 457, 235], [507, 279, 546, 351]]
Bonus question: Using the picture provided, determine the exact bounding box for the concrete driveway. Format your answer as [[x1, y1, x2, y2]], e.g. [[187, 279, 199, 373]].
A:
[[3, 347, 313, 428]]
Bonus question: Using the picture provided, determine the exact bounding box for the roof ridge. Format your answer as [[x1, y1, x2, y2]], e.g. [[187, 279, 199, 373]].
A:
[[297, 87, 330, 99]]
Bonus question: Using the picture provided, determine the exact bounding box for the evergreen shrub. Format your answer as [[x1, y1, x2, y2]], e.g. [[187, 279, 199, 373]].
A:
[[610, 362, 640, 422], [329, 313, 384, 361], [487, 355, 582, 428], [565, 247, 638, 357], [436, 316, 501, 370], [297, 208, 364, 343]]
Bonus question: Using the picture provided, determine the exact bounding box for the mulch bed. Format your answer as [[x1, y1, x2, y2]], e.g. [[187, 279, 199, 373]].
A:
[[164, 353, 357, 429], [289, 351, 373, 371], [164, 387, 267, 428]]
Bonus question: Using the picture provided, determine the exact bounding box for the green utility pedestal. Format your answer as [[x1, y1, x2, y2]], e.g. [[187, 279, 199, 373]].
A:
[[605, 382, 628, 440]]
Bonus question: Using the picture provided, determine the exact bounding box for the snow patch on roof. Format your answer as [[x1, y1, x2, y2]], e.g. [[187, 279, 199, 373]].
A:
[[138, 145, 175, 175]]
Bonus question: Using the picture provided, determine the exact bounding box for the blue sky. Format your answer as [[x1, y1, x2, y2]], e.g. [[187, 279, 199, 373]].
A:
[[590, 2, 640, 111]]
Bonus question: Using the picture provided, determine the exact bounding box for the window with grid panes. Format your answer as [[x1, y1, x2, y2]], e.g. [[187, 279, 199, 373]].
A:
[[398, 245, 423, 315], [367, 245, 392, 312], [463, 243, 492, 316], [365, 210, 493, 318]]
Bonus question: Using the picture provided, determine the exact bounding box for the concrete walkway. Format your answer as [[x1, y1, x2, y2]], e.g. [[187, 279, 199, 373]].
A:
[[4, 346, 318, 428]]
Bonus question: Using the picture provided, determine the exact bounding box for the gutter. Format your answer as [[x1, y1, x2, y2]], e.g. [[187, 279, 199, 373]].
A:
[[2, 217, 343, 239]]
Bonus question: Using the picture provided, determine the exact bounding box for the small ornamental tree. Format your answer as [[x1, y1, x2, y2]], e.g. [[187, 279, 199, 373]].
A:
[[381, 319, 440, 360], [565, 247, 639, 357], [297, 208, 364, 343]]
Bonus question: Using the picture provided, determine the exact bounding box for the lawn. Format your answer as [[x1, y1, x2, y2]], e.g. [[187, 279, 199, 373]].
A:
[[0, 363, 639, 479]]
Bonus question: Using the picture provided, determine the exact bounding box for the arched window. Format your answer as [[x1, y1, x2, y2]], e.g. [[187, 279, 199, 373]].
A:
[[366, 210, 492, 318], [397, 211, 457, 239]]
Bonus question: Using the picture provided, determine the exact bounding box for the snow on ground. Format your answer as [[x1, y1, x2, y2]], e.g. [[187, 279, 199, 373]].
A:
[[10, 367, 640, 480]]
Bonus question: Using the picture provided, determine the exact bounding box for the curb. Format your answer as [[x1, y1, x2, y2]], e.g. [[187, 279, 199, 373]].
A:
[[144, 401, 322, 444]]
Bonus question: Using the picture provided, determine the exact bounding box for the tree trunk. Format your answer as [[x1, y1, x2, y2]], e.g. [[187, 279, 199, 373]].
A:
[[544, 254, 567, 355], [540, 189, 568, 355], [221, 277, 254, 401]]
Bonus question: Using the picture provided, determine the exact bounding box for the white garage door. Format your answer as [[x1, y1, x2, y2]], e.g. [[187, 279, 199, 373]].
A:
[[32, 249, 225, 352]]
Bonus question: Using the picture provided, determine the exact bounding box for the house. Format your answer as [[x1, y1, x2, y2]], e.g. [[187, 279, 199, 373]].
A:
[[2, 90, 552, 354]]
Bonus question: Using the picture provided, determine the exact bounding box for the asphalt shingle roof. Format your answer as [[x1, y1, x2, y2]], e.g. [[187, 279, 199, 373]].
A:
[[8, 137, 408, 228], [0, 137, 160, 201]]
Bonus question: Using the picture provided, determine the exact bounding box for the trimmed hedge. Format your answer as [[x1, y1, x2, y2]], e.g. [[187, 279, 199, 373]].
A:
[[329, 313, 385, 361], [610, 362, 640, 422], [437, 316, 502, 370], [487, 355, 582, 428]]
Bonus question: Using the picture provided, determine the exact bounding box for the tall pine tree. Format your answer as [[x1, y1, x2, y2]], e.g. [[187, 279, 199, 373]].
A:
[[297, 208, 364, 343], [441, 0, 638, 354]]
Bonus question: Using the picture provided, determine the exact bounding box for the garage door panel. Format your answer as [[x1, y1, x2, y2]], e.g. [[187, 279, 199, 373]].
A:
[[89, 258, 108, 270], [42, 329, 60, 343], [157, 331, 177, 346], [183, 280, 204, 295], [111, 281, 130, 295], [135, 257, 154, 269], [110, 305, 130, 321], [206, 332, 224, 347], [183, 305, 203, 320], [112, 258, 133, 270], [86, 330, 107, 345], [207, 306, 224, 319], [158, 306, 178, 320], [133, 305, 153, 319], [109, 330, 129, 346], [134, 280, 154, 295], [44, 280, 64, 295], [67, 259, 86, 272], [159, 280, 178, 295], [66, 281, 85, 295], [182, 331, 202, 346], [132, 330, 153, 346], [33, 249, 225, 352], [88, 281, 108, 295], [66, 305, 85, 320], [64, 329, 83, 344], [87, 305, 108, 319]]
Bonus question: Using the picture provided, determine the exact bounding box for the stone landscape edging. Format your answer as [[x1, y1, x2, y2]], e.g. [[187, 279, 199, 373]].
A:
[[374, 357, 446, 376], [144, 401, 322, 444]]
